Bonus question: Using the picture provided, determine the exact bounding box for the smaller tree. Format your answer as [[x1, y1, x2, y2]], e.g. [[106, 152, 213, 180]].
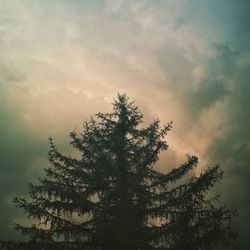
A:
[[0, 94, 237, 250]]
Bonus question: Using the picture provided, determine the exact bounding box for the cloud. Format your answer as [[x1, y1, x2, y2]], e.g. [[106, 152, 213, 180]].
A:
[[0, 75, 46, 239], [205, 49, 250, 249], [0, 0, 249, 248]]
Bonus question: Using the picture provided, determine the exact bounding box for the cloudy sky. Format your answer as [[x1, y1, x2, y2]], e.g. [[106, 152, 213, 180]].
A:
[[0, 0, 249, 248]]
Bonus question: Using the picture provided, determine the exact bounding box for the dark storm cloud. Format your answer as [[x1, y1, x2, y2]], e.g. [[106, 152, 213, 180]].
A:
[[148, 1, 250, 247], [0, 72, 48, 239], [206, 51, 250, 249], [181, 45, 235, 119], [177, 1, 250, 247]]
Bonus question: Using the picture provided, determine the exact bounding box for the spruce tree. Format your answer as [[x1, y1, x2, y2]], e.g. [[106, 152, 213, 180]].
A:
[[1, 94, 237, 250]]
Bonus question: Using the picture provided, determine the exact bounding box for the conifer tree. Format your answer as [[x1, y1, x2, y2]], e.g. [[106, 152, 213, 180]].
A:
[[0, 94, 237, 250]]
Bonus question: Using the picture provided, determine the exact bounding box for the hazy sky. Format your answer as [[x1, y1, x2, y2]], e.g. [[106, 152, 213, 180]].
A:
[[0, 0, 249, 248]]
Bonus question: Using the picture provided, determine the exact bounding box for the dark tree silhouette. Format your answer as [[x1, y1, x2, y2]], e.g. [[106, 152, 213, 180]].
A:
[[0, 94, 237, 250]]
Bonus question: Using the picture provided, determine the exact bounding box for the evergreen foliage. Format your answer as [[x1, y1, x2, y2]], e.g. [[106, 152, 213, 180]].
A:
[[0, 94, 237, 250]]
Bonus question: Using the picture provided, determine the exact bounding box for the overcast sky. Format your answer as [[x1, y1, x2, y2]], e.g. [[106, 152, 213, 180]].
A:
[[0, 0, 249, 248]]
